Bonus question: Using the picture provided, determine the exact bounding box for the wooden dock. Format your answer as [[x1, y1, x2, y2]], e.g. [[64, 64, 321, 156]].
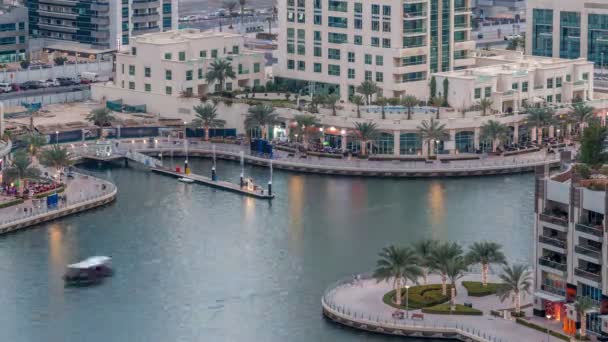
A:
[[150, 168, 274, 200]]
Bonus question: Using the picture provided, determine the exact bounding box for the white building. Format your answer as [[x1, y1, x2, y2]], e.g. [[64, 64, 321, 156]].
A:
[[433, 50, 594, 114], [526, 0, 608, 68], [274, 0, 476, 100], [113, 29, 266, 97]]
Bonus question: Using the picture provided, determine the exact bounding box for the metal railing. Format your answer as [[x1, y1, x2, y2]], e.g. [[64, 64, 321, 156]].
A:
[[538, 257, 567, 271], [538, 235, 567, 249], [575, 223, 603, 237], [574, 268, 601, 283], [539, 213, 569, 227], [574, 245, 602, 260]]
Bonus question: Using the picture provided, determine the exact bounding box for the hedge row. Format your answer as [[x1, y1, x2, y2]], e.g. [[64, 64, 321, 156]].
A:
[[33, 185, 65, 199], [462, 281, 502, 297], [421, 304, 483, 316], [515, 318, 570, 341], [383, 284, 452, 310], [0, 198, 24, 209]]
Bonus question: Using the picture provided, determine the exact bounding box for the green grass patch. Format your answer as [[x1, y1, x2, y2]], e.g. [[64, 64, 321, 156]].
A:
[[515, 318, 570, 341], [382, 284, 452, 310], [421, 304, 483, 316], [462, 281, 502, 297], [0, 198, 24, 209]]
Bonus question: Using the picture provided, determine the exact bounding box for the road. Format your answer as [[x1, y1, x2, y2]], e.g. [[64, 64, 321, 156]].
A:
[[0, 84, 90, 101]]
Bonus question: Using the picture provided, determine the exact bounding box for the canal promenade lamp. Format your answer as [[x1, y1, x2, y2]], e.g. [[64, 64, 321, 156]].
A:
[[405, 284, 410, 318], [183, 121, 190, 175]]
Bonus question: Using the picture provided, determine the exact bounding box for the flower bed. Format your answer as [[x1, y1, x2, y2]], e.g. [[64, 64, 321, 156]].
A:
[[383, 284, 451, 310], [421, 304, 482, 316], [462, 281, 502, 297]]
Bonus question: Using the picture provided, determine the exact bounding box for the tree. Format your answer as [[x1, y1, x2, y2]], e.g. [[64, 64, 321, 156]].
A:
[[350, 95, 364, 118], [356, 80, 379, 105], [353, 122, 379, 156], [39, 145, 73, 173], [401, 95, 418, 120], [526, 106, 555, 144], [442, 78, 449, 106], [430, 96, 443, 119], [376, 96, 388, 120], [496, 264, 532, 314], [22, 133, 46, 158], [20, 59, 30, 69], [206, 59, 236, 92], [478, 98, 494, 116], [388, 97, 401, 106], [244, 104, 278, 140], [465, 241, 506, 287], [429, 76, 437, 98], [579, 123, 607, 165], [54, 56, 67, 66], [373, 245, 423, 306], [293, 114, 320, 146], [574, 297, 594, 339], [417, 118, 449, 157], [193, 103, 226, 141], [506, 36, 525, 51], [429, 242, 464, 295], [569, 102, 595, 135], [308, 94, 324, 114], [445, 256, 468, 296], [4, 150, 40, 188], [86, 107, 115, 127], [480, 120, 509, 152], [412, 239, 438, 285], [324, 94, 340, 116]]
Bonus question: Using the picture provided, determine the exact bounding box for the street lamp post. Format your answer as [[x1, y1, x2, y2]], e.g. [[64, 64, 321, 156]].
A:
[[405, 284, 410, 318], [545, 315, 551, 342], [55, 130, 59, 145]]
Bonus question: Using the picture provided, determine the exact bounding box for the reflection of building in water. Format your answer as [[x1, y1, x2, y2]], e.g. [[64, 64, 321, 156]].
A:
[[427, 181, 445, 228]]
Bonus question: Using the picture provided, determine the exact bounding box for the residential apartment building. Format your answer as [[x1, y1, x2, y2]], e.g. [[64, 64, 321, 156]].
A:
[[433, 50, 594, 114], [26, 0, 177, 51], [533, 166, 608, 338], [114, 29, 265, 97], [526, 0, 608, 68], [274, 0, 476, 100], [0, 4, 27, 63]]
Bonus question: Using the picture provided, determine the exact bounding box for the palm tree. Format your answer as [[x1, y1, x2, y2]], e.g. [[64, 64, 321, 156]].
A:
[[206, 59, 236, 92], [373, 245, 423, 306], [574, 297, 594, 339], [526, 106, 555, 144], [353, 122, 379, 156], [86, 107, 115, 127], [4, 150, 40, 190], [429, 242, 464, 295], [193, 103, 226, 141], [412, 239, 438, 285], [445, 256, 468, 296], [350, 95, 364, 118], [39, 145, 72, 173], [356, 80, 379, 105], [480, 120, 509, 152], [496, 264, 532, 314], [293, 114, 320, 146], [324, 94, 340, 116], [376, 96, 388, 120], [308, 94, 324, 113], [465, 241, 506, 287], [244, 104, 278, 140], [430, 96, 443, 119], [478, 98, 493, 116], [569, 102, 595, 135], [417, 118, 449, 157], [22, 133, 46, 158], [401, 95, 418, 120]]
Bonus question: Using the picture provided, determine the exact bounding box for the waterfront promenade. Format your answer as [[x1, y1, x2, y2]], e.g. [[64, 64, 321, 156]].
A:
[[323, 273, 565, 342]]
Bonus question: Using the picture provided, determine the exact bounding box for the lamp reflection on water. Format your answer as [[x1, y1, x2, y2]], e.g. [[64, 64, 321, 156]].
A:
[[287, 176, 304, 251], [427, 182, 445, 228]]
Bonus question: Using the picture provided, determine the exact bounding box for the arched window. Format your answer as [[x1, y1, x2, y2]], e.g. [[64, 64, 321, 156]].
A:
[[455, 131, 474, 153], [400, 133, 421, 155], [373, 132, 394, 155]]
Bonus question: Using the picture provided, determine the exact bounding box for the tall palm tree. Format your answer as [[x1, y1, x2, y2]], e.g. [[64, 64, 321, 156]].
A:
[[417, 118, 449, 157], [373, 245, 423, 306], [480, 120, 509, 152], [526, 106, 555, 144], [353, 122, 379, 156], [39, 145, 72, 173], [324, 94, 340, 116], [356, 80, 379, 105], [429, 242, 464, 295], [465, 241, 506, 287], [350, 95, 364, 118], [496, 263, 532, 314], [412, 239, 438, 285], [569, 102, 595, 135], [293, 114, 320, 146], [244, 104, 278, 140], [206, 59, 236, 92], [308, 94, 324, 114], [376, 96, 388, 120], [86, 107, 115, 127], [574, 297, 594, 338], [22, 133, 46, 159], [193, 103, 226, 141], [401, 95, 418, 120], [430, 96, 443, 119], [445, 256, 468, 296], [478, 98, 493, 116], [3, 149, 40, 189]]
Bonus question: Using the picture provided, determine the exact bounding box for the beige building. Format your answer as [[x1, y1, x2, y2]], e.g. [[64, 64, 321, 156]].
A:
[[433, 50, 594, 114], [274, 0, 476, 100], [114, 29, 266, 97]]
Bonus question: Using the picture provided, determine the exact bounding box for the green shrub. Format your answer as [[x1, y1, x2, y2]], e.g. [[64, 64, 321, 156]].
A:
[[0, 198, 24, 209], [421, 304, 482, 316], [462, 281, 502, 297], [515, 318, 570, 341], [383, 284, 451, 310]]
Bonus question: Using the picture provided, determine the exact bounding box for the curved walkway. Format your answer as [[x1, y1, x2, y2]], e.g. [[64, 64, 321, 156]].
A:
[[323, 273, 565, 342]]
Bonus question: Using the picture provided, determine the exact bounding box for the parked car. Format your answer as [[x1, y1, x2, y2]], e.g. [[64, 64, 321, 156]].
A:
[[80, 72, 109, 83], [20, 81, 41, 90], [0, 82, 12, 93], [43, 79, 60, 87], [10, 83, 20, 91], [504, 34, 522, 41], [56, 77, 78, 86]]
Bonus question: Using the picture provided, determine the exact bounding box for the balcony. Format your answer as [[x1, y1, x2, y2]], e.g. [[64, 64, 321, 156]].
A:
[[574, 268, 601, 283], [539, 235, 567, 249], [540, 213, 569, 228], [403, 27, 426, 36], [454, 7, 472, 14], [132, 26, 160, 34], [539, 257, 567, 272], [575, 245, 602, 260], [403, 12, 427, 20], [576, 223, 603, 237], [132, 0, 160, 9], [132, 14, 161, 23]]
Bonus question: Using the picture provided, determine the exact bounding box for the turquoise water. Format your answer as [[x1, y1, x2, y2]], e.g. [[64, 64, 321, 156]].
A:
[[0, 158, 535, 341]]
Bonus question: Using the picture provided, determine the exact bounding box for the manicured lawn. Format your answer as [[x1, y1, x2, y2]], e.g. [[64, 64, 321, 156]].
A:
[[462, 281, 502, 297], [383, 284, 452, 310], [422, 304, 483, 316]]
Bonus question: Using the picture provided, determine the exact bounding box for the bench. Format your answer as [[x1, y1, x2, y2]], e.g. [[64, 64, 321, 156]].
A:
[[411, 313, 424, 320]]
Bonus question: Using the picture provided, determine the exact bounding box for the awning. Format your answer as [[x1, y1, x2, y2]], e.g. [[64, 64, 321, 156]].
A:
[[535, 291, 565, 303], [531, 96, 546, 104]]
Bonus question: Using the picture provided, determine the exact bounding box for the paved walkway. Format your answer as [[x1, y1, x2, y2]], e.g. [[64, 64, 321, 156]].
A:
[[324, 273, 567, 342]]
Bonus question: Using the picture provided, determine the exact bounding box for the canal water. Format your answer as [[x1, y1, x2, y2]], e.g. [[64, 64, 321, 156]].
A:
[[0, 158, 535, 341]]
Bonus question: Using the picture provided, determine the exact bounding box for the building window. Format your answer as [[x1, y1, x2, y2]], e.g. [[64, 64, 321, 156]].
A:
[[512, 82, 518, 90], [371, 4, 379, 15], [547, 78, 553, 88], [484, 87, 491, 97], [144, 84, 151, 92], [354, 2, 362, 13], [522, 81, 528, 92], [582, 72, 589, 81], [328, 48, 341, 60], [376, 72, 383, 82], [560, 11, 581, 59], [129, 65, 135, 76], [232, 45, 239, 54], [121, 80, 124, 88], [314, 14, 322, 25], [129, 82, 135, 90], [314, 46, 322, 57], [402, 72, 426, 82], [371, 37, 379, 47], [211, 49, 218, 58], [328, 64, 340, 76], [297, 61, 305, 71], [566, 74, 571, 82], [354, 35, 362, 45], [382, 38, 391, 48], [287, 59, 295, 69], [179, 51, 186, 61], [375, 55, 383, 66], [165, 70, 172, 80], [365, 54, 372, 64], [382, 22, 391, 32], [402, 55, 426, 66], [121, 64, 125, 74], [328, 16, 348, 28], [547, 95, 553, 103], [532, 9, 553, 57], [372, 20, 380, 31], [164, 52, 172, 60], [132, 47, 137, 55], [166, 86, 172, 95], [314, 31, 321, 41], [348, 68, 355, 79], [556, 77, 562, 88], [200, 50, 207, 58], [297, 44, 305, 55], [198, 68, 203, 79], [254, 63, 260, 73], [186, 70, 193, 81], [382, 5, 391, 16], [348, 52, 355, 63], [328, 0, 347, 12], [556, 94, 562, 103], [328, 32, 348, 44], [314, 63, 322, 73], [314, 0, 321, 9], [354, 19, 362, 29], [144, 67, 151, 77], [365, 70, 372, 81], [474, 88, 481, 99]]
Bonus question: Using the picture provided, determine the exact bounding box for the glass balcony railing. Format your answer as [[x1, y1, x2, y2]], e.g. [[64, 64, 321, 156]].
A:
[[575, 223, 603, 237], [540, 213, 569, 227], [539, 235, 567, 249], [540, 284, 566, 297], [575, 268, 601, 283], [539, 257, 567, 271], [575, 245, 601, 259]]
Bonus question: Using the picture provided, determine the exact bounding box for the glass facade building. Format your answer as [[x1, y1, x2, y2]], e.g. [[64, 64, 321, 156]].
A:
[[532, 9, 553, 57], [560, 12, 580, 59]]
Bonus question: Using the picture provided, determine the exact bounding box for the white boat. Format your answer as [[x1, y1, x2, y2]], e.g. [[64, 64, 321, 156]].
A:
[[64, 256, 113, 286], [178, 178, 194, 183]]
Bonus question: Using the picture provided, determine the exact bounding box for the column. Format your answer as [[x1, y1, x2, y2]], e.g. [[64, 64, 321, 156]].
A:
[[548, 125, 555, 138], [393, 130, 400, 156], [513, 123, 519, 144], [117, 125, 121, 139], [474, 127, 480, 150], [341, 130, 347, 151], [422, 140, 429, 157], [531, 126, 537, 142], [567, 123, 572, 138], [449, 129, 456, 154], [0, 102, 4, 139]]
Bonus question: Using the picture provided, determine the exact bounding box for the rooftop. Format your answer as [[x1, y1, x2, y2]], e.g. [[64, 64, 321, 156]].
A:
[[133, 29, 243, 45]]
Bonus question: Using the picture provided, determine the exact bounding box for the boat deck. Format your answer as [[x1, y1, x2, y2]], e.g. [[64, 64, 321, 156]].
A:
[[151, 168, 274, 200]]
